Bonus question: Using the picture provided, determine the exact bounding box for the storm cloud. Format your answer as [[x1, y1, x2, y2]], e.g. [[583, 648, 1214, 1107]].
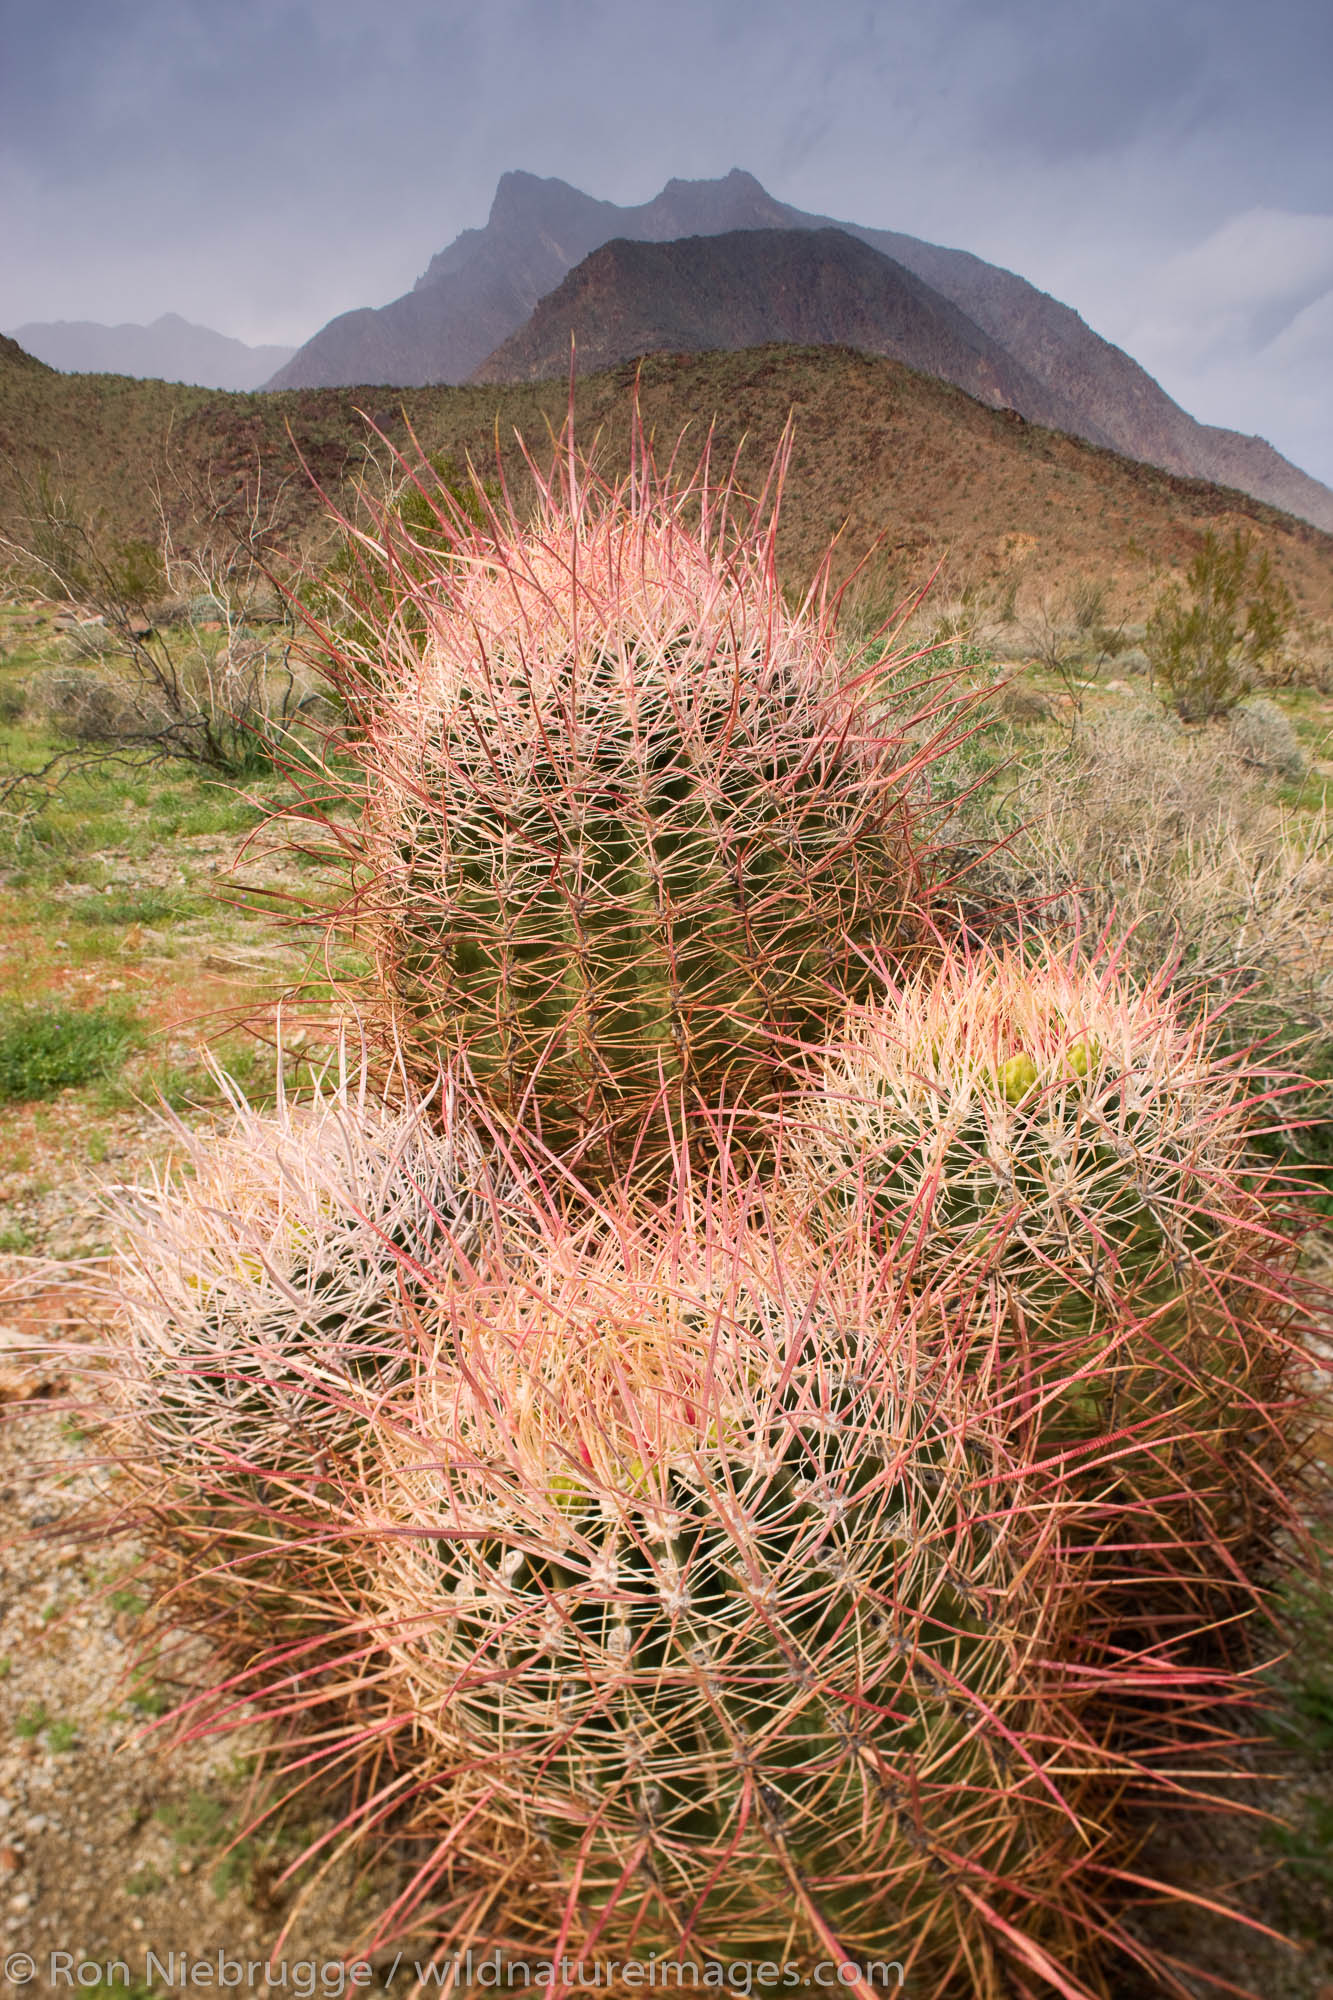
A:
[[2, 0, 1329, 479]]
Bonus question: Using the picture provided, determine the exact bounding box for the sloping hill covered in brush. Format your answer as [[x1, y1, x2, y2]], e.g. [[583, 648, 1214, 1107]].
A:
[[3, 337, 1332, 622], [267, 168, 1333, 533]]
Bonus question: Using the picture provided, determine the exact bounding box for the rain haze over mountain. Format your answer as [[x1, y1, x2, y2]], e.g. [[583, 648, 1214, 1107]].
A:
[[2, 0, 1330, 482]]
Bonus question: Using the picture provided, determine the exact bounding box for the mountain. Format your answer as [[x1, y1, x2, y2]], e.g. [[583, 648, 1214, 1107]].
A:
[[264, 170, 810, 392], [8, 314, 295, 392], [473, 229, 1094, 439], [267, 169, 1333, 534]]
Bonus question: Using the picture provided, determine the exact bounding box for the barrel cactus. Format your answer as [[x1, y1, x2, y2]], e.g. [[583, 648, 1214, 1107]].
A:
[[110, 1057, 495, 1474], [323, 421, 965, 1166], [357, 1187, 1240, 1994], [785, 941, 1306, 1582]]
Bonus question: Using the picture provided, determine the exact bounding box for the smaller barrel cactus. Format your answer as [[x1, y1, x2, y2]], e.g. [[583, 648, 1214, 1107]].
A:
[[785, 940, 1306, 1588], [108, 1051, 494, 1479]]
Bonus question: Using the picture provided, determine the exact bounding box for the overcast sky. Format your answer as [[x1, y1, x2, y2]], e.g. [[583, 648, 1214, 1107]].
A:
[[3, 0, 1330, 482]]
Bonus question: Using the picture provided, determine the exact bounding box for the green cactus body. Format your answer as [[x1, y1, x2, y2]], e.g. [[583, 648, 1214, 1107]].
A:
[[372, 1225, 1116, 1986], [791, 945, 1296, 1581], [351, 448, 950, 1168]]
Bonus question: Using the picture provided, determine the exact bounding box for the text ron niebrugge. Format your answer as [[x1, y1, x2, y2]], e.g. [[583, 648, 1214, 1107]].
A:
[[15, 1947, 909, 1992]]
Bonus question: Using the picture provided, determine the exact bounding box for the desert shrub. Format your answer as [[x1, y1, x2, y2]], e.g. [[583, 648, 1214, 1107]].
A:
[[25, 666, 150, 742], [1228, 696, 1307, 781], [0, 1001, 140, 1101], [1146, 529, 1293, 721], [298, 417, 970, 1165], [1, 476, 317, 778], [185, 592, 230, 623], [1017, 577, 1128, 706], [978, 705, 1332, 1016]]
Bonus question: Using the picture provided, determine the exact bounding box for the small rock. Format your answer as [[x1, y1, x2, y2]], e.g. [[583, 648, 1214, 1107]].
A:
[[0, 1341, 67, 1408], [0, 1846, 20, 1874]]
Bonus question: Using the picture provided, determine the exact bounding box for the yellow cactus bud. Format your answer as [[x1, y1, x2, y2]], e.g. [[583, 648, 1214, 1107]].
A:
[[998, 1053, 1039, 1102], [547, 1472, 585, 1512]]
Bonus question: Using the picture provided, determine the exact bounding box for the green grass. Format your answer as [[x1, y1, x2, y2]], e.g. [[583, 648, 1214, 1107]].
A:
[[1271, 1538, 1333, 1759], [125, 1673, 171, 1718], [0, 693, 283, 881], [14, 1700, 49, 1739], [67, 888, 198, 927], [96, 1035, 283, 1116], [0, 1001, 141, 1102], [157, 1788, 229, 1848], [1261, 1533, 1333, 1917]]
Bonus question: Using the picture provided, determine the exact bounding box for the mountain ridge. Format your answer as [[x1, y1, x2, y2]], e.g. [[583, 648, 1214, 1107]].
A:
[[9, 313, 295, 392], [471, 228, 1100, 443], [266, 169, 1333, 533]]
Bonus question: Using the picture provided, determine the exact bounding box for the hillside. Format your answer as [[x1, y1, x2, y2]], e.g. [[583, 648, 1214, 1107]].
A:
[[7, 314, 295, 392], [0, 334, 54, 376], [266, 168, 1333, 533], [855, 228, 1333, 534], [472, 230, 1084, 439], [3, 339, 1332, 623]]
